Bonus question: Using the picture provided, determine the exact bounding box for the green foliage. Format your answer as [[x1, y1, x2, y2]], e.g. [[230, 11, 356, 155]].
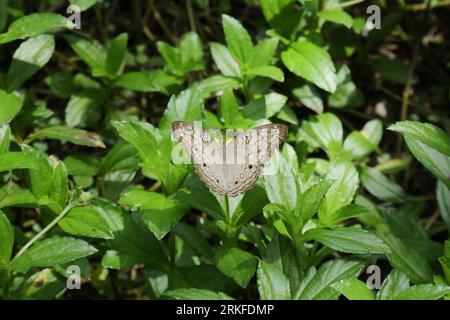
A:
[[0, 0, 449, 301]]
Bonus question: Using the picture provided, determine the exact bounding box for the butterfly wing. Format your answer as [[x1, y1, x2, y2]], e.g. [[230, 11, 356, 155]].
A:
[[224, 123, 288, 196], [172, 121, 228, 195], [173, 121, 288, 197]]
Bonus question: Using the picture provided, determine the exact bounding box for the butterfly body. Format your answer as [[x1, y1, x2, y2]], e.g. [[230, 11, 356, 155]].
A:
[[172, 121, 288, 196]]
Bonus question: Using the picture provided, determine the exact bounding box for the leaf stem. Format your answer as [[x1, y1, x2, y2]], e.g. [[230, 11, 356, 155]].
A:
[[186, 0, 196, 33], [224, 194, 230, 223], [147, 0, 177, 44], [14, 201, 76, 259]]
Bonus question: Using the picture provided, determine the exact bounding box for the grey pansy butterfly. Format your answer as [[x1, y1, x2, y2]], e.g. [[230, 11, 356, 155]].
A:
[[172, 121, 288, 197]]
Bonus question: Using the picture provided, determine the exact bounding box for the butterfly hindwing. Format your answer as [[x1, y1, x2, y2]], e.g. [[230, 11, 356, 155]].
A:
[[173, 121, 228, 194], [225, 123, 288, 196]]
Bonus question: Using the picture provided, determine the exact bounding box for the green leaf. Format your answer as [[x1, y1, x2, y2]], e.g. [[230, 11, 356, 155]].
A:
[[172, 223, 215, 261], [0, 212, 13, 267], [28, 126, 105, 148], [378, 230, 433, 284], [220, 90, 240, 126], [318, 9, 353, 28], [300, 113, 343, 157], [292, 84, 324, 113], [361, 119, 383, 146], [0, 89, 22, 125], [112, 120, 187, 195], [58, 206, 114, 239], [210, 42, 241, 78], [305, 227, 390, 254], [11, 268, 66, 300], [281, 40, 337, 93], [251, 37, 278, 67], [342, 131, 376, 160], [259, 0, 300, 38], [257, 260, 291, 300], [64, 35, 106, 72], [331, 278, 375, 300], [6, 35, 55, 91], [45, 72, 73, 98], [0, 152, 39, 172], [179, 32, 204, 73], [0, 124, 10, 154], [0, 13, 69, 44], [319, 162, 359, 225], [103, 213, 168, 271], [388, 121, 450, 156], [216, 247, 257, 288], [246, 65, 284, 82], [165, 288, 233, 300], [119, 190, 186, 240], [377, 269, 410, 300], [193, 75, 241, 98], [0, 0, 7, 32], [296, 180, 332, 221], [437, 181, 450, 230], [22, 146, 53, 199], [231, 185, 268, 227], [176, 176, 224, 220], [222, 14, 253, 66], [98, 143, 139, 174], [264, 153, 300, 212], [49, 161, 69, 210], [404, 135, 450, 189], [243, 92, 287, 120], [10, 237, 97, 273], [64, 96, 93, 128], [328, 64, 363, 109], [106, 33, 128, 78], [259, 0, 296, 24], [159, 89, 204, 134], [295, 259, 366, 300], [0, 184, 38, 209], [114, 70, 182, 94], [157, 41, 181, 75], [360, 167, 405, 203], [263, 235, 303, 295], [64, 154, 99, 176], [394, 284, 450, 300], [112, 120, 160, 163]]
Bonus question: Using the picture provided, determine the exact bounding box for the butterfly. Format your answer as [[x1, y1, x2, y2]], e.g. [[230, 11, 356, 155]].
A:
[[172, 121, 288, 197]]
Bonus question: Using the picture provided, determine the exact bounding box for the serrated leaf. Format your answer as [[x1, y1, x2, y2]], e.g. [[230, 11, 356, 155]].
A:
[[0, 90, 22, 125], [389, 121, 450, 156], [222, 14, 253, 66], [216, 247, 257, 288], [331, 278, 374, 300], [0, 212, 13, 267], [305, 227, 390, 254], [0, 13, 69, 44], [6, 35, 55, 91], [257, 259, 291, 300], [165, 288, 233, 300], [281, 40, 337, 93], [28, 126, 105, 148], [10, 237, 97, 274], [59, 206, 114, 239]]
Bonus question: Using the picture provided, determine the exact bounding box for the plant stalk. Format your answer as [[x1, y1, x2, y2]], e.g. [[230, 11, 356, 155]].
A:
[[14, 202, 76, 259]]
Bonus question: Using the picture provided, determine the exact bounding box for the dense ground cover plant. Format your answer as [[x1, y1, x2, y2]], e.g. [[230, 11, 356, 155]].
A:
[[0, 0, 449, 300]]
